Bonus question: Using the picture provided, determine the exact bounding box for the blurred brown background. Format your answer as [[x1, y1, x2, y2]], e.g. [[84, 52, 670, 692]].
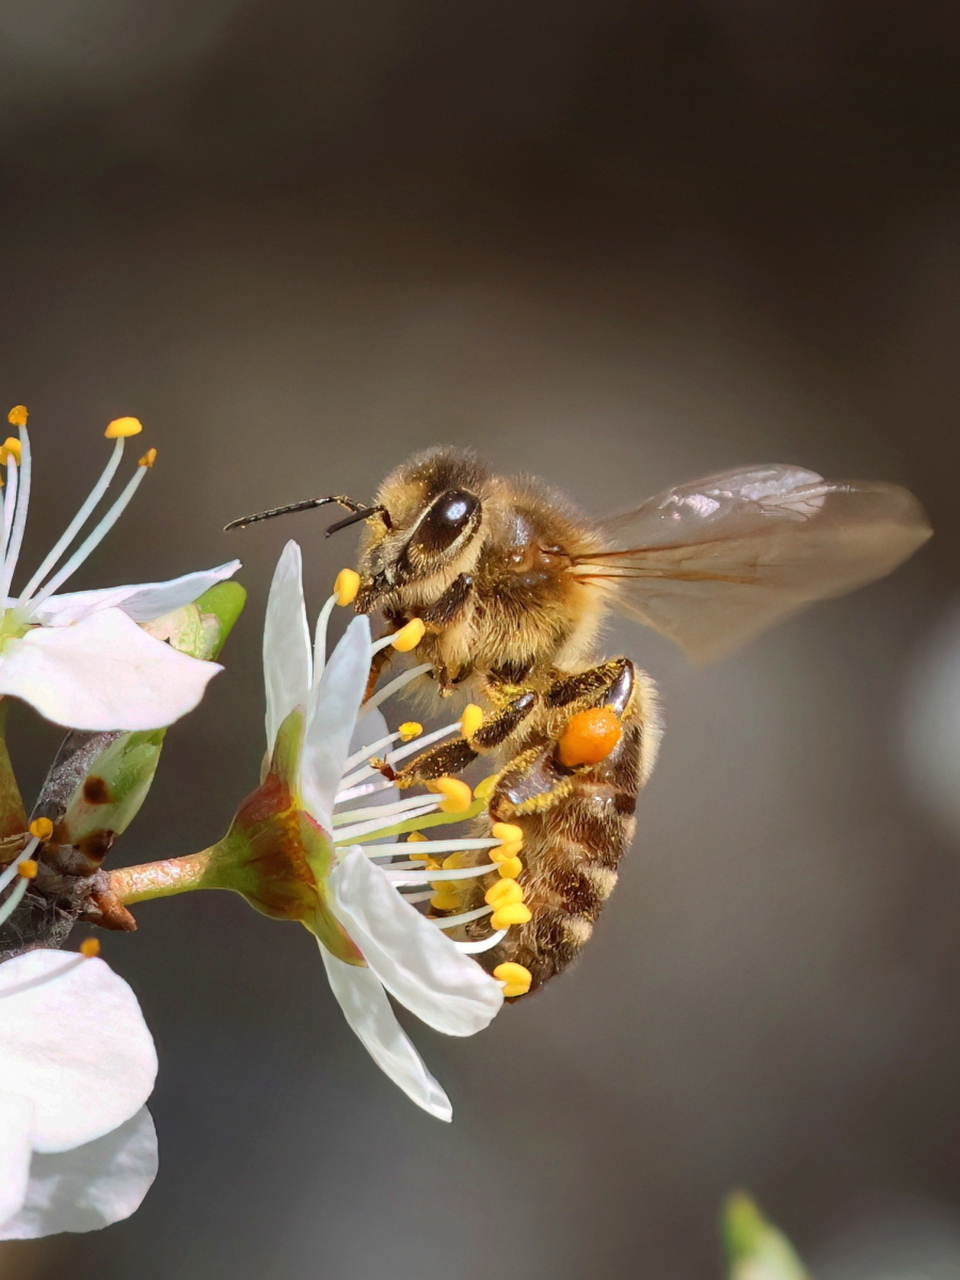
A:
[[1, 1, 959, 1276]]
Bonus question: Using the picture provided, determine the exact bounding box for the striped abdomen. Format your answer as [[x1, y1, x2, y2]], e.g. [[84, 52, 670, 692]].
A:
[[459, 660, 658, 991]]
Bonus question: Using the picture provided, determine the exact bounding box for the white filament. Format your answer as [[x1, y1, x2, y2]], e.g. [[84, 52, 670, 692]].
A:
[[16, 438, 125, 606]]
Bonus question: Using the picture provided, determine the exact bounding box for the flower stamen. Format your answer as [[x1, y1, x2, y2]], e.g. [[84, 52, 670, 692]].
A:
[[334, 568, 360, 606], [427, 777, 473, 813], [28, 448, 154, 612], [371, 617, 426, 656], [16, 437, 126, 607], [0, 426, 31, 601], [493, 962, 533, 997], [365, 663, 432, 712]]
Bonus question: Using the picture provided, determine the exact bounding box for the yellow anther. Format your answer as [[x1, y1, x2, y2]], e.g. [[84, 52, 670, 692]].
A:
[[497, 855, 524, 879], [490, 902, 533, 931], [491, 839, 522, 860], [17, 859, 38, 880], [484, 879, 524, 908], [334, 568, 360, 606], [138, 447, 157, 468], [473, 774, 498, 801], [428, 776, 473, 813], [391, 617, 426, 652], [406, 833, 436, 863], [29, 817, 53, 841], [460, 704, 484, 738], [104, 416, 143, 439], [491, 822, 523, 845], [7, 406, 28, 427], [494, 962, 533, 998], [0, 437, 22, 465], [399, 721, 422, 742], [430, 890, 461, 912], [79, 937, 101, 958]]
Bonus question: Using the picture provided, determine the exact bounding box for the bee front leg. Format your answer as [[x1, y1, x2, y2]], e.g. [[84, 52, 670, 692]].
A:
[[379, 691, 538, 788]]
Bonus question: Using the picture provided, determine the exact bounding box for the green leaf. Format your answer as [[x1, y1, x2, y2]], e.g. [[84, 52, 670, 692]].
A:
[[723, 1194, 810, 1280]]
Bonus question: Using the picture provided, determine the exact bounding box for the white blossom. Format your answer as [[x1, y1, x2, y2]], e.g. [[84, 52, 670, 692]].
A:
[[0, 948, 158, 1238], [0, 414, 239, 731], [262, 540, 507, 1120]]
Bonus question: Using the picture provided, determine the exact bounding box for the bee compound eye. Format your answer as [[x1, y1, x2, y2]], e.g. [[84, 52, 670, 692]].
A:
[[415, 488, 480, 553]]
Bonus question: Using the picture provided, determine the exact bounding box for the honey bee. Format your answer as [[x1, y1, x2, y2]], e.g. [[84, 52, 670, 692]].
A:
[[229, 448, 931, 993]]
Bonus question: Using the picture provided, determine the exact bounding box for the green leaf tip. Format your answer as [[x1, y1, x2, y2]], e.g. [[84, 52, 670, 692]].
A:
[[140, 579, 247, 662], [193, 581, 247, 659], [722, 1193, 810, 1280]]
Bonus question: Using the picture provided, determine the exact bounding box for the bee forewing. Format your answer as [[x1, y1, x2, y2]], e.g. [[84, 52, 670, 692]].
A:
[[574, 465, 932, 662]]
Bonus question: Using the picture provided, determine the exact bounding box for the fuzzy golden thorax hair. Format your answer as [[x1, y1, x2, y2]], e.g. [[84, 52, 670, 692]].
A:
[[354, 446, 611, 694]]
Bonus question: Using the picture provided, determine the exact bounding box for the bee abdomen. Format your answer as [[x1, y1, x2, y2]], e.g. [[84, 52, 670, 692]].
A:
[[473, 778, 639, 991], [460, 664, 654, 992]]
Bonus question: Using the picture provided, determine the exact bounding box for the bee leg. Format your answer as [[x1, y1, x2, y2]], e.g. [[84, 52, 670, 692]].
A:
[[544, 658, 634, 714], [489, 662, 638, 820], [382, 691, 539, 788], [420, 573, 474, 626], [487, 744, 575, 820], [363, 640, 398, 701], [377, 737, 479, 786]]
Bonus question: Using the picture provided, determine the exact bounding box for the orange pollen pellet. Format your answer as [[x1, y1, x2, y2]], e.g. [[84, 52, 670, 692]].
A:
[[556, 706, 622, 769], [17, 859, 38, 879], [79, 937, 101, 957]]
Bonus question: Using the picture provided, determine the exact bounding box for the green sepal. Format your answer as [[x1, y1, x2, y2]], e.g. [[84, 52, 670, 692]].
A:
[[55, 579, 246, 851], [0, 701, 27, 842], [270, 707, 305, 789], [723, 1193, 809, 1280], [141, 580, 247, 661], [202, 749, 360, 965]]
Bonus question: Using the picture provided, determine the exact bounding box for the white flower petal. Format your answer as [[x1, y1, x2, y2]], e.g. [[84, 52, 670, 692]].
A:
[[0, 952, 157, 1153], [301, 616, 371, 831], [330, 848, 503, 1037], [0, 1107, 157, 1240], [263, 541, 312, 752], [319, 944, 452, 1121], [19, 561, 242, 627], [0, 607, 223, 731], [0, 1094, 34, 1229]]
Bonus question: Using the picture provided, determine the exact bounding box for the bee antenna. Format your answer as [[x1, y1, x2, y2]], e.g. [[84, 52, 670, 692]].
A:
[[224, 495, 387, 533], [324, 505, 391, 537]]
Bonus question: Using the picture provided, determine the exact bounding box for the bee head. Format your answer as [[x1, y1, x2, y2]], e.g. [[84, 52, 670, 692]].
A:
[[355, 447, 488, 613]]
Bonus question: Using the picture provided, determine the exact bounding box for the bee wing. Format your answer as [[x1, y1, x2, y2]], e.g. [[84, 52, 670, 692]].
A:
[[574, 464, 932, 662]]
